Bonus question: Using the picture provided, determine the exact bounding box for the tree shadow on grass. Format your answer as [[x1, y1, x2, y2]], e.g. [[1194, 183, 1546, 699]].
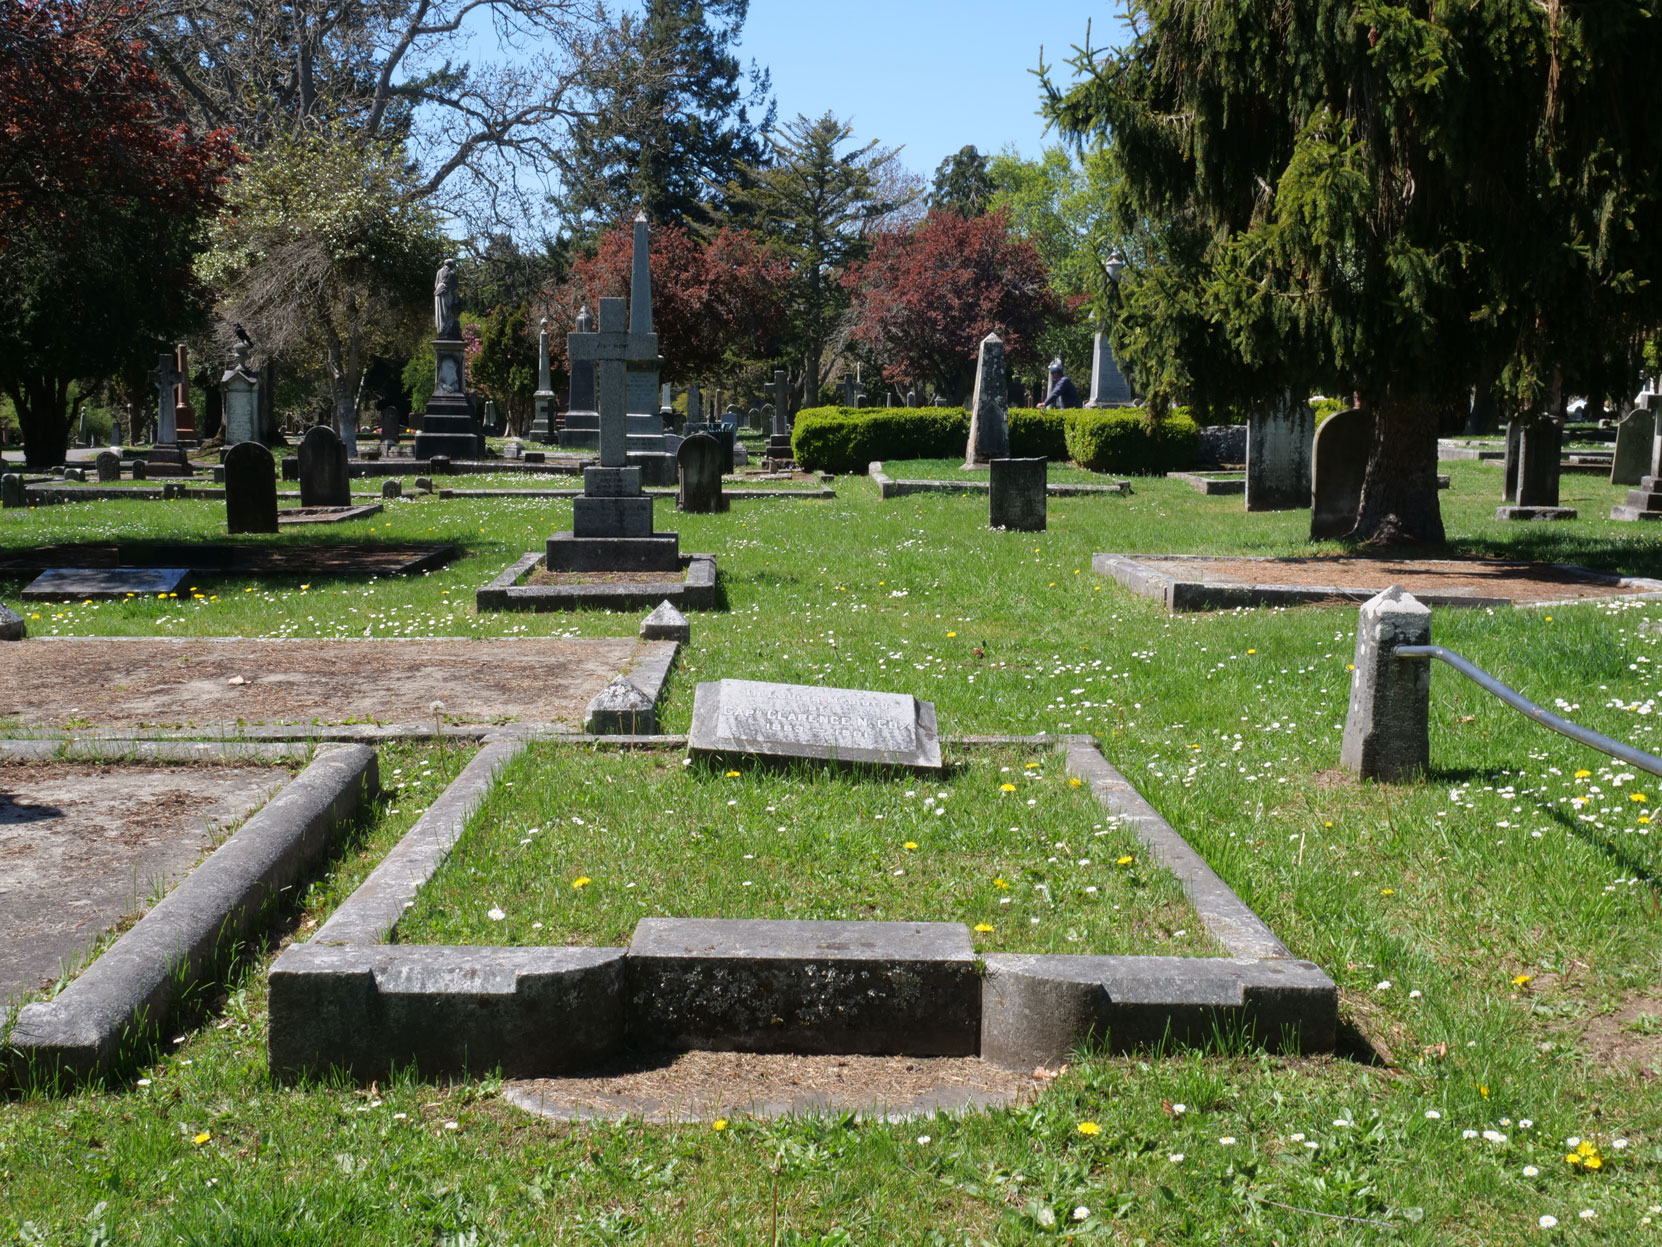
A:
[[1546, 803, 1662, 894]]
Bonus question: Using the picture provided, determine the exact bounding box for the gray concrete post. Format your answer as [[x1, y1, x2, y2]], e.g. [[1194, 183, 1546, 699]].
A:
[[1339, 585, 1432, 780]]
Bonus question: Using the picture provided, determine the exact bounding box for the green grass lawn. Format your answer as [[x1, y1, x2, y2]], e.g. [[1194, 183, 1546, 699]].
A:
[[4, 458, 1662, 1242], [395, 744, 1214, 956]]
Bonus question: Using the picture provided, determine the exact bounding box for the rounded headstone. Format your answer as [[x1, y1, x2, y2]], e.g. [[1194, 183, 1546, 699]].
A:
[[224, 441, 279, 534]]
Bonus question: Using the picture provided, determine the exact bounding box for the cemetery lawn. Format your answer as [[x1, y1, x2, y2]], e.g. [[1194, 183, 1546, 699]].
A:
[[395, 744, 1214, 955], [6, 458, 1662, 1241]]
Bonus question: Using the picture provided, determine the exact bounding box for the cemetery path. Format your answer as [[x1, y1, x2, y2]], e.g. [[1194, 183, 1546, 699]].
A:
[[0, 763, 289, 1009], [0, 636, 647, 730]]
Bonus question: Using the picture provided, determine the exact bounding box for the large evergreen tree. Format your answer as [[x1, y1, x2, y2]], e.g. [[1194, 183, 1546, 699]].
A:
[[557, 0, 774, 231], [1046, 1, 1662, 545], [930, 145, 993, 217]]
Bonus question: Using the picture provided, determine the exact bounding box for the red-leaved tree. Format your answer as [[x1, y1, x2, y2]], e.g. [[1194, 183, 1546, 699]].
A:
[[844, 209, 1062, 402], [0, 0, 238, 463], [538, 221, 790, 383]]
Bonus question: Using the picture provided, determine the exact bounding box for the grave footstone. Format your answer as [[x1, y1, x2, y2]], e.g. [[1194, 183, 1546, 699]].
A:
[[224, 441, 279, 534], [963, 332, 1010, 468], [688, 679, 942, 771], [1245, 392, 1315, 511], [1612, 408, 1652, 486], [989, 457, 1046, 530], [1309, 406, 1374, 539], [94, 451, 121, 483], [585, 675, 656, 734], [676, 433, 728, 513], [0, 602, 25, 640], [23, 568, 191, 602], [297, 425, 350, 508], [641, 599, 690, 642]]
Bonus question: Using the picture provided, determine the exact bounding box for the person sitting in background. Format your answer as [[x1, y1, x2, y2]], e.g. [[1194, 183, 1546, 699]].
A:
[[1041, 359, 1080, 409]]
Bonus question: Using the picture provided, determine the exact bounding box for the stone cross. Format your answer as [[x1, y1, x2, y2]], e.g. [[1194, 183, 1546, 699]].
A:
[[538, 318, 551, 392], [568, 296, 657, 468], [772, 369, 789, 437], [147, 352, 184, 444]]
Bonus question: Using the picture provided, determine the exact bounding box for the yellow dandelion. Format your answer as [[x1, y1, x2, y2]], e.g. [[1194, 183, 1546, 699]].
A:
[[903, 841, 918, 851], [725, 770, 741, 778], [1632, 792, 1648, 803], [1247, 648, 1256, 655], [712, 1119, 728, 1132], [974, 923, 994, 933], [1479, 1085, 1489, 1098], [1025, 762, 1040, 770], [1000, 783, 1017, 792], [1068, 777, 1083, 789], [1513, 973, 1533, 987], [1380, 888, 1395, 896], [1116, 856, 1134, 866], [1575, 769, 1592, 779], [1076, 1121, 1101, 1137], [192, 1132, 211, 1146], [993, 877, 1009, 889], [946, 631, 957, 638], [1585, 1154, 1604, 1170], [1566, 1152, 1583, 1167], [572, 876, 592, 889]]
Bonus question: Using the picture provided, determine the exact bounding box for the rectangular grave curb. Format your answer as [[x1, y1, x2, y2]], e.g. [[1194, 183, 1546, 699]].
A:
[[1166, 471, 1246, 496], [277, 502, 383, 526], [1093, 552, 1662, 613], [438, 487, 834, 501], [476, 552, 717, 612], [869, 462, 1127, 499], [0, 738, 315, 764], [267, 733, 1334, 1081], [5, 744, 377, 1084]]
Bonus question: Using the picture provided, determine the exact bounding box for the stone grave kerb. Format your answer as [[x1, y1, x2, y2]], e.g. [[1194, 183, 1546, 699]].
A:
[[569, 296, 657, 469]]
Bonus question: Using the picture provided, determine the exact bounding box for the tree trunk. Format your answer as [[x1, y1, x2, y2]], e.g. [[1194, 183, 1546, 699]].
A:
[[803, 346, 820, 407], [5, 373, 73, 467], [1351, 391, 1445, 546]]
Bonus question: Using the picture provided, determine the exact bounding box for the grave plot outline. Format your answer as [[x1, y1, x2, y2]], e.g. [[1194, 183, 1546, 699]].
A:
[[265, 733, 1337, 1083]]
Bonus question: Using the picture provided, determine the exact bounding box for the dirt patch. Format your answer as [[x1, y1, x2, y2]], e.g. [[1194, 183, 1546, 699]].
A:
[[1580, 990, 1662, 1076], [507, 1050, 1044, 1122], [0, 762, 289, 1008], [1137, 556, 1655, 603], [526, 568, 689, 587], [0, 636, 647, 729]]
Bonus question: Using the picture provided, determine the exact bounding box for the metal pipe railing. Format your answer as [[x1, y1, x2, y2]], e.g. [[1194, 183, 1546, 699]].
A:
[[1394, 644, 1662, 779]]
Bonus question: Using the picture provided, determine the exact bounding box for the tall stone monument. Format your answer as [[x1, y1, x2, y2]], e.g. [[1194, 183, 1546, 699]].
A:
[[172, 344, 196, 441], [561, 306, 600, 450], [221, 331, 263, 446], [1084, 331, 1134, 407], [626, 214, 661, 421], [1245, 392, 1315, 512], [962, 331, 1010, 469], [413, 257, 485, 461], [765, 369, 795, 469], [548, 295, 681, 571], [147, 352, 184, 447], [529, 317, 557, 444]]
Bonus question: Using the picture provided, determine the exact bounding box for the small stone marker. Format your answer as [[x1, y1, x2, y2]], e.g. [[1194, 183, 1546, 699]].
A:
[[688, 679, 942, 771], [585, 675, 656, 735], [0, 602, 26, 640], [1498, 419, 1574, 520], [963, 332, 1010, 468], [298, 425, 350, 508], [989, 457, 1046, 530], [2, 474, 24, 508], [223, 441, 278, 534], [1339, 585, 1431, 781], [130, 460, 146, 481], [414, 476, 434, 494], [676, 433, 728, 513], [94, 451, 121, 483], [640, 599, 690, 642], [24, 567, 191, 602], [1309, 407, 1373, 539], [1612, 408, 1653, 487], [381, 478, 402, 499], [1245, 392, 1315, 511]]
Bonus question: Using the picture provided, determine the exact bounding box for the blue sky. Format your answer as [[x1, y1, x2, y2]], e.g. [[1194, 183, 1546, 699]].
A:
[[738, 1, 1131, 178]]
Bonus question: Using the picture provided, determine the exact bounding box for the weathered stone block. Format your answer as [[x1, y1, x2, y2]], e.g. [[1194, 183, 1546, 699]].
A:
[[989, 457, 1046, 530], [573, 494, 655, 538], [640, 599, 690, 642], [1339, 585, 1431, 781], [585, 675, 656, 734]]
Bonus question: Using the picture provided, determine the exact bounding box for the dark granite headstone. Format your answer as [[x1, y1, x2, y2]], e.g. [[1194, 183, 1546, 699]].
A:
[[223, 441, 278, 534], [94, 451, 121, 483], [676, 433, 728, 513], [298, 425, 350, 507], [1, 474, 23, 508], [989, 457, 1046, 530], [1310, 407, 1373, 539], [688, 679, 942, 771]]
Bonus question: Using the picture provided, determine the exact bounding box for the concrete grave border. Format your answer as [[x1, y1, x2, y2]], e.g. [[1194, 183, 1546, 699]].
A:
[[1093, 552, 1662, 613], [438, 486, 835, 502], [1166, 471, 1245, 496], [4, 743, 377, 1084], [869, 462, 1130, 500], [476, 552, 717, 612], [266, 732, 1335, 1082]]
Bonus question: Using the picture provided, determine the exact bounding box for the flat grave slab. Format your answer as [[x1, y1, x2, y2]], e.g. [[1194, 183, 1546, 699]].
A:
[[277, 503, 383, 525], [1096, 552, 1662, 612], [688, 678, 942, 770], [0, 636, 656, 731], [22, 567, 189, 601], [478, 551, 718, 612], [0, 762, 289, 1008], [0, 542, 456, 577]]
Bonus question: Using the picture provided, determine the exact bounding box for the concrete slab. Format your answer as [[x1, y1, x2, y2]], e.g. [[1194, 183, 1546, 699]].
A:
[[0, 763, 290, 1009], [23, 568, 189, 601], [625, 918, 980, 1056], [476, 552, 717, 612]]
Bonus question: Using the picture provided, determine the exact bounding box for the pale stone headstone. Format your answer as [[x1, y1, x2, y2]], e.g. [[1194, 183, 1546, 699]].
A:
[[147, 352, 184, 445], [297, 425, 350, 508], [224, 441, 278, 534], [94, 451, 121, 483], [1339, 586, 1431, 781], [963, 332, 1010, 467], [1309, 407, 1373, 539], [689, 679, 942, 771], [989, 457, 1046, 530], [222, 337, 261, 446], [1611, 408, 1652, 486], [676, 433, 727, 513], [1084, 331, 1133, 407], [1245, 392, 1315, 511]]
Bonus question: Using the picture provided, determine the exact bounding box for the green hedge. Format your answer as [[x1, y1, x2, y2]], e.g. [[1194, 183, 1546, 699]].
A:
[[791, 405, 1073, 473], [1063, 408, 1200, 474]]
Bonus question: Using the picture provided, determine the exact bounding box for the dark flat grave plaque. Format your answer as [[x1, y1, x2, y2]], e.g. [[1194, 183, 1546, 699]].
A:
[[688, 678, 941, 770], [24, 567, 190, 601]]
